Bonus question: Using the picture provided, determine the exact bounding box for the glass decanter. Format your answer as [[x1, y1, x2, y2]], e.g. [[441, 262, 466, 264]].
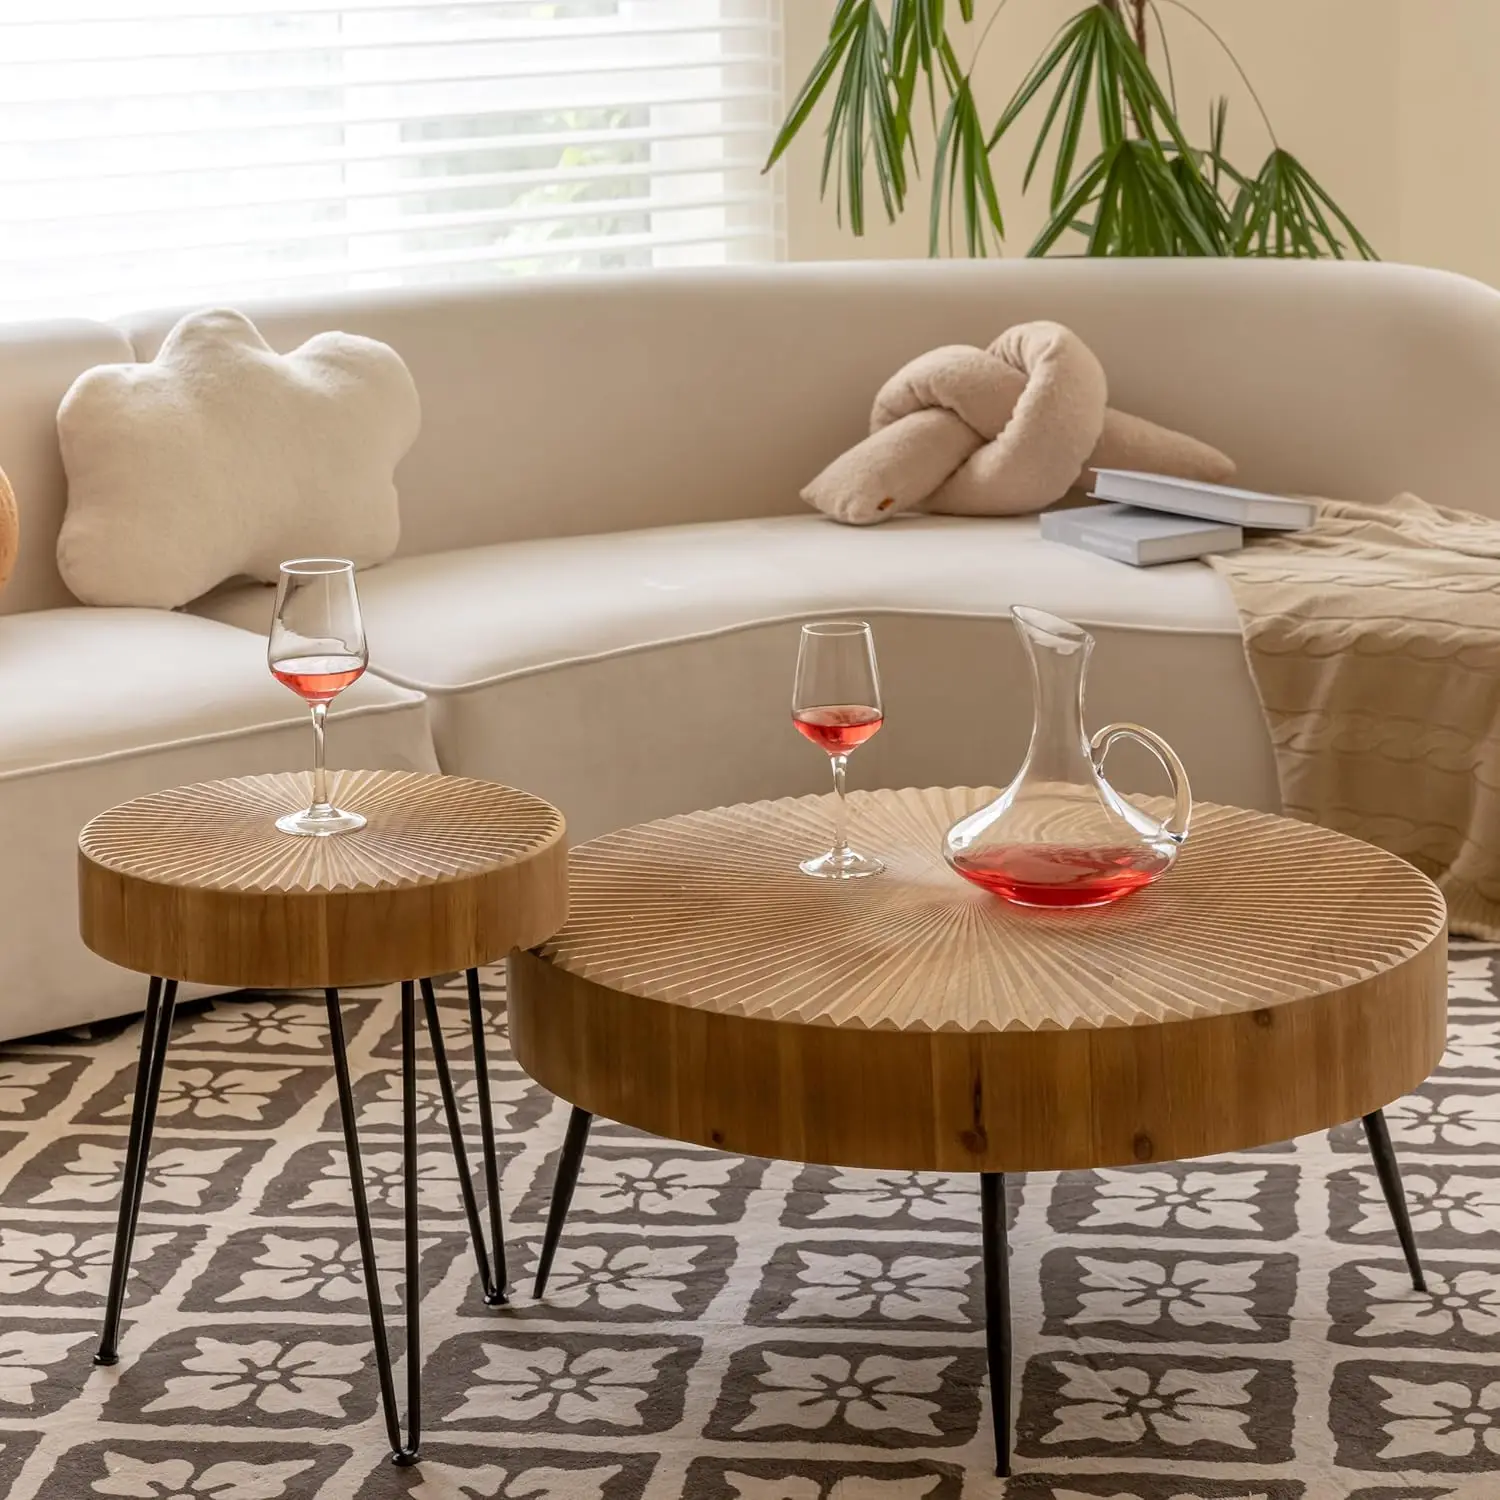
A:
[[944, 605, 1192, 908]]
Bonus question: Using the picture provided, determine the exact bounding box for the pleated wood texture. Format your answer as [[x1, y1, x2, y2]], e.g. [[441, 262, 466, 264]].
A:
[[80, 770, 567, 989], [509, 787, 1448, 1172]]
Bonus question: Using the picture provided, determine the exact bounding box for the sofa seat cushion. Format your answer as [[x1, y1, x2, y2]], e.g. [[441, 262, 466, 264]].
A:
[[0, 607, 438, 1040], [0, 606, 428, 776], [195, 513, 1278, 844], [195, 513, 1244, 689]]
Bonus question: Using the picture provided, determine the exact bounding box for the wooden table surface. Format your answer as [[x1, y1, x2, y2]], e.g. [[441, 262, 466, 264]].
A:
[[509, 787, 1447, 1173], [79, 769, 568, 989]]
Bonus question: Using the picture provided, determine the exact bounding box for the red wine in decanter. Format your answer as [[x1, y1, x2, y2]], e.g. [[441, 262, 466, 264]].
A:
[[792, 704, 883, 754], [271, 654, 366, 704], [950, 843, 1171, 908]]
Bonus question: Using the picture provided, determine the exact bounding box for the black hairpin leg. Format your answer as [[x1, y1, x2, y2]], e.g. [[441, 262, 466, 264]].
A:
[[980, 1172, 1012, 1479], [1363, 1109, 1427, 1293], [95, 976, 179, 1366], [466, 967, 509, 1302], [327, 983, 421, 1466], [533, 1105, 593, 1298], [420, 974, 508, 1306]]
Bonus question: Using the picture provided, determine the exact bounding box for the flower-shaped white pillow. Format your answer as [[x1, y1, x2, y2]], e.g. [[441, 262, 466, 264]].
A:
[[57, 308, 421, 608]]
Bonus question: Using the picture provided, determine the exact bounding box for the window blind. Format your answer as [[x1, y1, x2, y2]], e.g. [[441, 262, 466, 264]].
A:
[[0, 0, 784, 320]]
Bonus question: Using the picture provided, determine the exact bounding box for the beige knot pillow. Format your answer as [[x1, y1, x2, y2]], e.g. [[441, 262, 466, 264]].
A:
[[57, 309, 421, 609], [804, 320, 1234, 526]]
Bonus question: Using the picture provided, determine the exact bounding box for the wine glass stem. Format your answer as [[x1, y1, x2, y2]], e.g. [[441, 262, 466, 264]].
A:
[[829, 752, 850, 857], [310, 702, 332, 816]]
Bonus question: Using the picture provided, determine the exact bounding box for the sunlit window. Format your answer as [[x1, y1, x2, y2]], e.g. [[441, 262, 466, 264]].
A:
[[0, 0, 784, 319]]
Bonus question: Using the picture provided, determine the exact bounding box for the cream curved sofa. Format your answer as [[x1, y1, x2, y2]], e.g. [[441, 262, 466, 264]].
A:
[[3, 258, 1498, 1037]]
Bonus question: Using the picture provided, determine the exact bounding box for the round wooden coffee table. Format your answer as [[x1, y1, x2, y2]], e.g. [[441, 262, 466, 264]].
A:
[[79, 768, 567, 1466], [508, 786, 1448, 1478]]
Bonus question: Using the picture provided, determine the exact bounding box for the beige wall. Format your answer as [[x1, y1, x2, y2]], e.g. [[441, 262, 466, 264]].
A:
[[783, 1, 1410, 272], [1397, 3, 1500, 287]]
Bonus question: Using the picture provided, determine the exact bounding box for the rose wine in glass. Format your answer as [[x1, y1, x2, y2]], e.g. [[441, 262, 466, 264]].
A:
[[269, 559, 369, 837], [270, 655, 366, 704], [792, 621, 884, 879], [792, 704, 884, 754]]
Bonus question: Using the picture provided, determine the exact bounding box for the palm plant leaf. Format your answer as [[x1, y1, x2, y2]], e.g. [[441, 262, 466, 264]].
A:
[[764, 0, 860, 173], [1231, 147, 1377, 259], [1032, 137, 1222, 256], [994, 3, 1203, 223], [1166, 150, 1231, 251], [1203, 95, 1246, 199], [990, 12, 1093, 149], [1091, 13, 1128, 147], [931, 71, 1005, 255], [1049, 26, 1098, 207], [1030, 149, 1113, 256], [862, 7, 907, 220], [1020, 35, 1085, 196], [768, 0, 1377, 264], [992, 8, 1104, 206], [889, 0, 950, 149], [1109, 13, 1195, 157], [765, 0, 907, 235]]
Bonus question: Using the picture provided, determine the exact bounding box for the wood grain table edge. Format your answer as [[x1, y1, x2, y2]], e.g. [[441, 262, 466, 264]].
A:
[[508, 921, 1448, 1174], [78, 809, 569, 990]]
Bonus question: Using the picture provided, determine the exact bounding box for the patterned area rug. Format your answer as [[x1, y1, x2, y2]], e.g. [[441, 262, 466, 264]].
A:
[[0, 946, 1496, 1499]]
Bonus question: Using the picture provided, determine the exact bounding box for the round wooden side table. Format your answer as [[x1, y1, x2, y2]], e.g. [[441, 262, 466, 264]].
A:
[[508, 786, 1448, 1478], [79, 768, 567, 1466]]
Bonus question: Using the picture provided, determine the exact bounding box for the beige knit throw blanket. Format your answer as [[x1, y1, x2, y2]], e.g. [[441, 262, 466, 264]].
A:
[[1208, 491, 1500, 937]]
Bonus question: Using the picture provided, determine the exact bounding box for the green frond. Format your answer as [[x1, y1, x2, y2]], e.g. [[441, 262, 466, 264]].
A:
[[1232, 147, 1378, 259], [931, 74, 1005, 255], [769, 0, 1377, 264], [1030, 137, 1224, 257]]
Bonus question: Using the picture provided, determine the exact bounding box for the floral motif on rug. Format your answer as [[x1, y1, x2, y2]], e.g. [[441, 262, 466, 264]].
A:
[[0, 947, 1494, 1498]]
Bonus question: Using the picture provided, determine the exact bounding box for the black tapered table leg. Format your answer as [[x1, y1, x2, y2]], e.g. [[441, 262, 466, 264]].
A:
[[326, 983, 421, 1466], [466, 966, 509, 1303], [533, 1104, 593, 1298], [399, 980, 421, 1463], [95, 976, 179, 1365], [980, 1171, 1012, 1479], [420, 975, 507, 1306], [1363, 1109, 1427, 1293]]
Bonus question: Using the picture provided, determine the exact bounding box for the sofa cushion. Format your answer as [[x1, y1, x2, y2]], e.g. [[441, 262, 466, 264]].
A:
[[0, 607, 427, 776], [194, 514, 1279, 843], [0, 607, 439, 1039], [195, 513, 1244, 689]]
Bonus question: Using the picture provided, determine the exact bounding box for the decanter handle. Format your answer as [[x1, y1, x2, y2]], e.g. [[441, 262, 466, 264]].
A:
[[1089, 723, 1194, 845]]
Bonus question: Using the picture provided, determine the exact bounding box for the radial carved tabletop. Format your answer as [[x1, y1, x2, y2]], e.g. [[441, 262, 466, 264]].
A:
[[508, 787, 1448, 1173], [79, 769, 568, 988]]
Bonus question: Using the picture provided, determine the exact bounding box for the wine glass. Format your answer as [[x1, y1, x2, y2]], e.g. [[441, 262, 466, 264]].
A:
[[791, 620, 884, 879], [269, 558, 369, 837]]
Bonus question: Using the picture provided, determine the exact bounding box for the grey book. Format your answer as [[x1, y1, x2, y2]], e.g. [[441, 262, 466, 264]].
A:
[[1040, 503, 1243, 566], [1092, 468, 1318, 530]]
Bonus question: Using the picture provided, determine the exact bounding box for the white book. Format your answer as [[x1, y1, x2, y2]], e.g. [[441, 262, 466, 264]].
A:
[[1092, 468, 1317, 530], [1040, 503, 1243, 567]]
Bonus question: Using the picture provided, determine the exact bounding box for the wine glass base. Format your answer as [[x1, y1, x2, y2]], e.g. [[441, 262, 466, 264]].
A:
[[276, 807, 367, 838], [799, 847, 885, 880]]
